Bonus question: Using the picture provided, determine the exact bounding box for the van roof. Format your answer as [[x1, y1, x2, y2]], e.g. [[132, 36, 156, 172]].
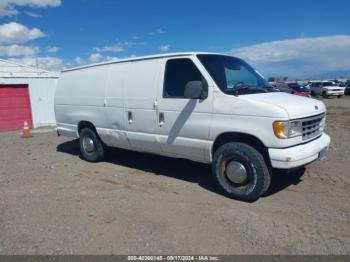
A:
[[62, 52, 226, 72]]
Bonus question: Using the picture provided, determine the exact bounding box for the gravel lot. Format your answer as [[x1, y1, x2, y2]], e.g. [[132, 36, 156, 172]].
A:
[[1, 97, 350, 255]]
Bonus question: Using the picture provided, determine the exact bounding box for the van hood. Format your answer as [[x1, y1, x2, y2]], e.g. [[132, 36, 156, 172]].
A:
[[241, 92, 325, 119]]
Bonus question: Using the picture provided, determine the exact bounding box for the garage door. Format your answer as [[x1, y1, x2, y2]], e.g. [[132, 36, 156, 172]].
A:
[[0, 84, 33, 132]]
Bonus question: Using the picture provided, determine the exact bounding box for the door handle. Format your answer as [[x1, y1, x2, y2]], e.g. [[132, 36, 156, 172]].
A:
[[128, 111, 133, 124], [159, 112, 165, 126], [153, 100, 158, 110]]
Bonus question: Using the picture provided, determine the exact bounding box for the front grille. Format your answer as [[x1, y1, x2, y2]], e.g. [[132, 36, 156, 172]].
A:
[[301, 113, 325, 140]]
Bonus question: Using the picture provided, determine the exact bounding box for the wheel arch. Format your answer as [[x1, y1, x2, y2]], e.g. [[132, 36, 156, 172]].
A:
[[78, 120, 106, 147], [77, 121, 97, 134], [212, 132, 270, 164]]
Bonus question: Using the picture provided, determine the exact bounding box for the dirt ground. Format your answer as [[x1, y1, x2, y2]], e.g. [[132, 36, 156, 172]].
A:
[[0, 97, 350, 255]]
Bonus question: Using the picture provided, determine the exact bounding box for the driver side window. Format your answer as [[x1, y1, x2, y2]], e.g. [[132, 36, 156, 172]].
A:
[[163, 58, 205, 98]]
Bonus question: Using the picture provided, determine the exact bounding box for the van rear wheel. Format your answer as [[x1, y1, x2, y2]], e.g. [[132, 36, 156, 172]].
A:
[[79, 128, 105, 162], [212, 142, 271, 202]]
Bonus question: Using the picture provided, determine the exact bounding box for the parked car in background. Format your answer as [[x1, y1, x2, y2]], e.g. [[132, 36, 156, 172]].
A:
[[328, 79, 340, 85], [339, 81, 346, 87], [277, 86, 311, 98], [310, 81, 345, 98], [287, 82, 311, 97], [345, 80, 350, 96]]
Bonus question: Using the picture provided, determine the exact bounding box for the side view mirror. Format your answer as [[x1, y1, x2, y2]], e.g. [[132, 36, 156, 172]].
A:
[[184, 81, 206, 99]]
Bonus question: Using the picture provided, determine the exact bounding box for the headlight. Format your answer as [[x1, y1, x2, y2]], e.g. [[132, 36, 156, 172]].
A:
[[273, 121, 288, 139], [288, 121, 303, 137], [319, 116, 326, 132], [273, 120, 302, 139]]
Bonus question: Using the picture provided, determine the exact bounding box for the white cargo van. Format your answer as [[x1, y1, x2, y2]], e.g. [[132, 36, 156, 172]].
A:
[[55, 52, 330, 201]]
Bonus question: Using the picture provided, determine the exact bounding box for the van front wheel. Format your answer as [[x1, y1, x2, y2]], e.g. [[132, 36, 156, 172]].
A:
[[79, 128, 105, 162], [212, 142, 271, 202]]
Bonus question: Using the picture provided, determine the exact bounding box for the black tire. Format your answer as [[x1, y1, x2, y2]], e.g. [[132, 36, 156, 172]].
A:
[[262, 165, 272, 195], [337, 95, 343, 98], [311, 91, 315, 97], [79, 127, 105, 162], [322, 91, 328, 98], [212, 142, 271, 202]]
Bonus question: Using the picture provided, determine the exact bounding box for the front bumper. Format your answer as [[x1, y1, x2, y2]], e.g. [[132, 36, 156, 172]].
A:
[[326, 90, 344, 96], [268, 133, 331, 169]]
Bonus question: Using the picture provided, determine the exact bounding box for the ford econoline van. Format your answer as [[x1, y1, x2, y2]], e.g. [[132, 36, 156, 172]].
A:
[[55, 52, 330, 201]]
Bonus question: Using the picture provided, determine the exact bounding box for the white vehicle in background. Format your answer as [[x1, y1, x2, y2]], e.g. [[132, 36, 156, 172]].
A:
[[310, 81, 345, 98], [55, 52, 330, 201]]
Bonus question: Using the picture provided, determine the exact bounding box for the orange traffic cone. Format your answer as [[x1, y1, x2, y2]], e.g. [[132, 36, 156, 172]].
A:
[[21, 121, 32, 138]]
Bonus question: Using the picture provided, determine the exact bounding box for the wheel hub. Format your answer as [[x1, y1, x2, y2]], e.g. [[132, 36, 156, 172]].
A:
[[225, 161, 248, 184], [83, 136, 95, 153]]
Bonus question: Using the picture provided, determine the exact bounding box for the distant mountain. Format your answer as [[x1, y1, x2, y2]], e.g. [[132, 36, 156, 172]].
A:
[[307, 70, 350, 80]]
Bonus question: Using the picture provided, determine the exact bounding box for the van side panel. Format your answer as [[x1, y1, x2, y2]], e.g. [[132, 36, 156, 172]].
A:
[[123, 60, 161, 152], [55, 65, 108, 137], [100, 63, 130, 149]]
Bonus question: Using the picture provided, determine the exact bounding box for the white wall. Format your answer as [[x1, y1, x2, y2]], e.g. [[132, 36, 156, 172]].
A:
[[0, 77, 58, 128]]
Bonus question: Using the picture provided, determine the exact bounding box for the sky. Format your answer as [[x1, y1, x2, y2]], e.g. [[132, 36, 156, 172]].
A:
[[0, 0, 350, 79]]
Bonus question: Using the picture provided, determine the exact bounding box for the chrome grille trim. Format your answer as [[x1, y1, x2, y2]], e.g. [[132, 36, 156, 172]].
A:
[[300, 113, 325, 140]]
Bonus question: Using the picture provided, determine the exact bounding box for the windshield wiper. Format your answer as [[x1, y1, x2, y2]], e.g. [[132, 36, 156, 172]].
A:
[[228, 85, 268, 96], [262, 86, 279, 92]]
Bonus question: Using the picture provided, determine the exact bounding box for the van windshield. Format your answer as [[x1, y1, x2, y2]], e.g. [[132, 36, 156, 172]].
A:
[[197, 54, 273, 95]]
